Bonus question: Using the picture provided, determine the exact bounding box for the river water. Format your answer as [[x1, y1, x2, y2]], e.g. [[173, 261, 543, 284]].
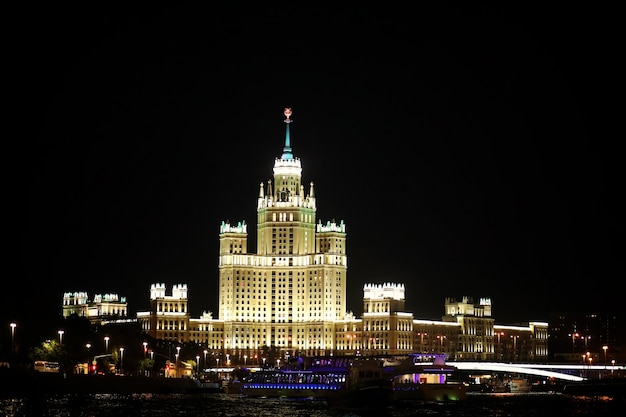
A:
[[1, 392, 621, 417]]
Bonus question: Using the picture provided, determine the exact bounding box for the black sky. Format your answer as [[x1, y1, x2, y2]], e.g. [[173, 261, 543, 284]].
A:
[[11, 4, 621, 332]]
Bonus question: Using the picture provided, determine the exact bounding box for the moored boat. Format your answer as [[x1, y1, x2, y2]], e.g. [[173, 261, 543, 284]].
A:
[[562, 378, 626, 400], [240, 368, 346, 399], [393, 380, 467, 401], [508, 377, 532, 393], [388, 354, 467, 401], [240, 356, 393, 408], [222, 379, 244, 394]]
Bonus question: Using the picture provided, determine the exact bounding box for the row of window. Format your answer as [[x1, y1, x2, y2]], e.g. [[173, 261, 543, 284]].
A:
[[157, 303, 187, 313]]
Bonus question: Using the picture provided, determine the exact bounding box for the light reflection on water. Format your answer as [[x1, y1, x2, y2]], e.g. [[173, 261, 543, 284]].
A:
[[0, 392, 621, 417]]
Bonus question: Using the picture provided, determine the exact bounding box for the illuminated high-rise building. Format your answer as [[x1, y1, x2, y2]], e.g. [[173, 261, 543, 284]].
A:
[[129, 108, 548, 363], [217, 108, 347, 355]]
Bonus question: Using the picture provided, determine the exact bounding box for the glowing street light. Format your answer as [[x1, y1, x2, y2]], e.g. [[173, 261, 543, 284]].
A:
[[244, 355, 247, 365], [143, 342, 148, 358], [510, 335, 520, 361], [603, 345, 608, 368], [196, 355, 200, 374], [58, 330, 64, 346], [437, 335, 447, 353], [203, 350, 208, 368], [9, 323, 16, 354], [176, 346, 181, 375], [569, 332, 579, 352], [496, 332, 505, 361], [417, 332, 427, 353], [120, 347, 124, 374], [104, 336, 110, 354]]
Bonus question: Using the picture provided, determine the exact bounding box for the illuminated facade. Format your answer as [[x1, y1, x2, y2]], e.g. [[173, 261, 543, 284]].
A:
[[129, 108, 548, 363], [215, 107, 347, 356], [62, 291, 128, 323], [138, 284, 191, 343]]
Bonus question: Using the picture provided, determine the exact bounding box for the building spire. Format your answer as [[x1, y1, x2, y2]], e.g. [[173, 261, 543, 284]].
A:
[[281, 107, 293, 160]]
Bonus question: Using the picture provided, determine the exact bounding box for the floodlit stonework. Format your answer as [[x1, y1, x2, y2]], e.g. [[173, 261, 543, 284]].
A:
[[68, 109, 549, 363]]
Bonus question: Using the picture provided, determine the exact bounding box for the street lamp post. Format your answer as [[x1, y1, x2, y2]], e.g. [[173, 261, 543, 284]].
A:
[[58, 330, 64, 347], [104, 336, 110, 354], [196, 355, 200, 374], [203, 350, 208, 369], [570, 332, 579, 352], [9, 323, 16, 354], [603, 345, 608, 368], [496, 332, 504, 361], [511, 335, 519, 361], [120, 347, 124, 374], [143, 342, 148, 358], [417, 332, 427, 353], [437, 335, 446, 353]]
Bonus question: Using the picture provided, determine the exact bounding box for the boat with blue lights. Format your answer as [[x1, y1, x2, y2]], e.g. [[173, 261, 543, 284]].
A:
[[240, 356, 393, 407]]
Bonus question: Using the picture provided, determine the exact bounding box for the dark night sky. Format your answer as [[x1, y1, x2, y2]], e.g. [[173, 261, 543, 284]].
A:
[[10, 4, 621, 333]]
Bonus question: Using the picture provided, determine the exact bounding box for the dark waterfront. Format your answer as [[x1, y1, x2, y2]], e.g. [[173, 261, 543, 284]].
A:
[[1, 392, 622, 417]]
